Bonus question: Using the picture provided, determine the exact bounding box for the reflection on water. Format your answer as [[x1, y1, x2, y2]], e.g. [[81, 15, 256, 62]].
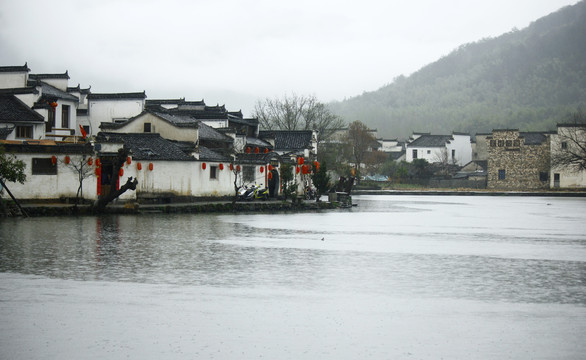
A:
[[1, 195, 585, 304]]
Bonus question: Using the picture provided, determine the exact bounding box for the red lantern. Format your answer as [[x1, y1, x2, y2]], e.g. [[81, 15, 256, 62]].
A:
[[268, 165, 273, 171], [51, 155, 57, 165], [229, 163, 234, 171], [126, 156, 131, 165], [297, 157, 304, 165], [202, 162, 207, 170], [302, 165, 308, 174], [219, 163, 224, 171], [149, 163, 154, 171], [87, 157, 93, 166], [50, 101, 57, 110], [314, 161, 320, 172], [137, 162, 142, 171], [296, 166, 300, 174], [236, 165, 241, 172], [260, 166, 264, 173], [246, 147, 251, 153], [268, 172, 273, 180], [264, 148, 269, 153], [254, 147, 259, 154], [64, 156, 70, 164], [119, 168, 124, 177]]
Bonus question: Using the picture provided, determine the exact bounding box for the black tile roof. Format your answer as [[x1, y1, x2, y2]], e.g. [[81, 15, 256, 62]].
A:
[[0, 95, 44, 123], [88, 92, 147, 100], [408, 135, 453, 148], [96, 132, 194, 161], [0, 63, 30, 72], [198, 122, 233, 143], [29, 71, 70, 80], [259, 130, 313, 150], [199, 146, 229, 162], [36, 82, 79, 103], [245, 136, 272, 147]]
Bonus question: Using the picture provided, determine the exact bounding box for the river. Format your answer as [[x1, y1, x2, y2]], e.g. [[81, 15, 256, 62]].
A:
[[1, 195, 585, 359]]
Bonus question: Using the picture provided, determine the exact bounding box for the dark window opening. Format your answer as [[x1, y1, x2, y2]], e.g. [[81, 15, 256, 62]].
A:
[[32, 158, 57, 175], [561, 142, 568, 150], [16, 126, 32, 138], [144, 123, 152, 133], [61, 105, 70, 128], [210, 166, 218, 179], [412, 149, 418, 159], [498, 169, 506, 180], [539, 172, 548, 182], [46, 108, 55, 132]]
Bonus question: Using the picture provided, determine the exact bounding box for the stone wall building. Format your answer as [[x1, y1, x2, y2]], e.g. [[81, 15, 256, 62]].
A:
[[487, 129, 551, 190]]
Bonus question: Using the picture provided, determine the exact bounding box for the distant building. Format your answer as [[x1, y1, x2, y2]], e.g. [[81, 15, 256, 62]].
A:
[[550, 123, 586, 189], [486, 129, 550, 190], [405, 133, 472, 166]]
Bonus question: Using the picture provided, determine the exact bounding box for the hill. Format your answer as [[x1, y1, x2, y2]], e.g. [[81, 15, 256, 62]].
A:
[[328, 1, 586, 138]]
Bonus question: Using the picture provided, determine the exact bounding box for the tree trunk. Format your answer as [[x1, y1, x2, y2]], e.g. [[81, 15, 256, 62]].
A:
[[93, 177, 138, 211]]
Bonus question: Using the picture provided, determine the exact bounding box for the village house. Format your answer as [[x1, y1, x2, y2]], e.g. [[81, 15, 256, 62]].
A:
[[486, 129, 551, 190], [1, 63, 320, 203], [405, 132, 472, 166], [550, 123, 586, 188]]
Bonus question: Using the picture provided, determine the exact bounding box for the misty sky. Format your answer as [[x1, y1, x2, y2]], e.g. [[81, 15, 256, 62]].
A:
[[0, 0, 579, 115]]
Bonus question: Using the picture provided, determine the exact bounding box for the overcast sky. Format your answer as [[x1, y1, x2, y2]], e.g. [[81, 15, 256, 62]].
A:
[[0, 0, 579, 116]]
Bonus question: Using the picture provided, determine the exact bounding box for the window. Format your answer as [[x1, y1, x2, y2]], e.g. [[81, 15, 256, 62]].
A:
[[513, 140, 520, 147], [46, 108, 55, 132], [210, 166, 218, 180], [61, 105, 70, 128], [561, 142, 568, 150], [498, 169, 506, 180], [82, 125, 90, 136], [427, 150, 431, 154], [144, 123, 151, 133], [243, 165, 255, 182], [539, 172, 548, 182], [451, 149, 456, 158], [16, 126, 32, 138], [497, 140, 504, 147], [32, 158, 57, 175], [412, 149, 418, 159], [490, 140, 496, 147], [505, 140, 512, 147]]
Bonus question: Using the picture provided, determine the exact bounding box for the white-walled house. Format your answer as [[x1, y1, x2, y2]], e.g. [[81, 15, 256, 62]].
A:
[[405, 133, 472, 166], [86, 92, 146, 138], [0, 141, 97, 201], [550, 123, 586, 188]]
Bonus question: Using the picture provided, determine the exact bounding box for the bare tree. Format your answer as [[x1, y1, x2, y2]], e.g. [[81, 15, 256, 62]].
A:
[[551, 112, 586, 172], [62, 155, 94, 204], [253, 94, 344, 143], [345, 120, 379, 178]]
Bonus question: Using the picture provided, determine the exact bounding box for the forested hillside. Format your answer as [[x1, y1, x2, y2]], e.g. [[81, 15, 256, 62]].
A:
[[329, 1, 586, 138]]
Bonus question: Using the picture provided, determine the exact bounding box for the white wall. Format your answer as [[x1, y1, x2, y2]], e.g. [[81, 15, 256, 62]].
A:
[[0, 72, 27, 89], [550, 127, 586, 188], [446, 134, 472, 166], [6, 153, 98, 200], [88, 100, 144, 137]]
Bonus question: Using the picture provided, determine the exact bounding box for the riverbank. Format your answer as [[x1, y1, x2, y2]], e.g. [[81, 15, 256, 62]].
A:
[[353, 189, 586, 197], [14, 199, 339, 217]]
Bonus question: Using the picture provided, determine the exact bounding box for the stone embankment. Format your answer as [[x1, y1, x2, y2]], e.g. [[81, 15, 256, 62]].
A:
[[17, 200, 340, 217], [353, 189, 586, 197]]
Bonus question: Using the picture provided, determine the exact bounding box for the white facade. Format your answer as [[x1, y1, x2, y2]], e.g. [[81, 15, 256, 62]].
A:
[[550, 124, 586, 188], [6, 153, 98, 201], [446, 133, 472, 166], [87, 96, 145, 137], [406, 133, 472, 166], [0, 71, 28, 89], [105, 112, 199, 143]]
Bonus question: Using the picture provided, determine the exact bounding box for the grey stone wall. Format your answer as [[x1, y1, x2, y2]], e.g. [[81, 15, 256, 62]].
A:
[[487, 130, 550, 190]]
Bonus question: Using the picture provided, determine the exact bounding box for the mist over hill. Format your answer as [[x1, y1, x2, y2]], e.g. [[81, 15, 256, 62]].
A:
[[328, 1, 586, 139]]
